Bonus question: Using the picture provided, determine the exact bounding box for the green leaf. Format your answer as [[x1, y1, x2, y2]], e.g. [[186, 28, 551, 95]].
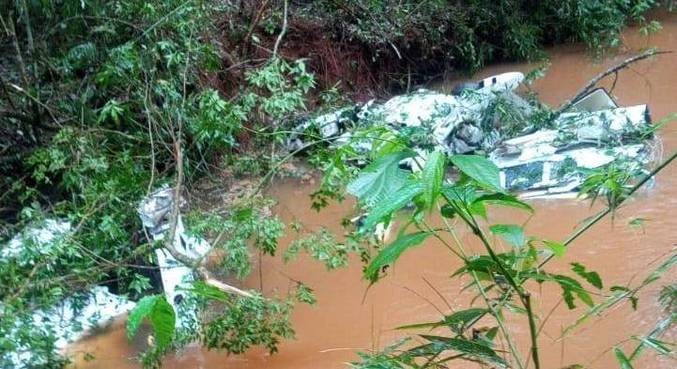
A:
[[642, 254, 677, 286], [631, 336, 673, 355], [530, 273, 593, 309], [126, 294, 176, 351], [150, 296, 176, 351], [543, 240, 565, 257], [489, 224, 525, 248], [361, 181, 423, 231], [450, 155, 502, 191], [440, 204, 456, 218], [397, 308, 488, 332], [421, 150, 446, 210], [452, 254, 515, 278], [347, 151, 413, 207], [556, 275, 594, 308], [474, 193, 533, 213], [571, 262, 603, 289], [441, 308, 488, 331], [179, 281, 229, 302], [614, 347, 634, 369], [441, 185, 484, 219], [419, 335, 507, 367], [365, 232, 430, 283], [127, 295, 160, 341]]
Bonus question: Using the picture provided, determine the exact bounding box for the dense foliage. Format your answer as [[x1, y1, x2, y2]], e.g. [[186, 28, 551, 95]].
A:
[[301, 0, 664, 86]]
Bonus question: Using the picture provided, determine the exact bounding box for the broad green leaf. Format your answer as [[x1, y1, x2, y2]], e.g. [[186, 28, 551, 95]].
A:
[[365, 232, 430, 282], [421, 150, 446, 210], [450, 155, 502, 191], [126, 294, 176, 351], [614, 347, 634, 369], [452, 254, 515, 278], [441, 185, 484, 219], [127, 295, 160, 341], [469, 200, 487, 219], [571, 262, 603, 289], [361, 181, 423, 231], [419, 335, 507, 367], [347, 151, 413, 207], [556, 275, 594, 308], [474, 193, 533, 213], [150, 296, 176, 351], [489, 224, 525, 248], [543, 240, 566, 257]]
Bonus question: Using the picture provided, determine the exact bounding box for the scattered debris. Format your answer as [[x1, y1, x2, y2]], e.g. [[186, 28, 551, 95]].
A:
[[1, 221, 134, 368]]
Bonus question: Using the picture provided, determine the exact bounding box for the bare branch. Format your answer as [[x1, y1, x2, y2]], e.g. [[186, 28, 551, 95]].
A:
[[272, 0, 288, 58], [555, 49, 672, 115]]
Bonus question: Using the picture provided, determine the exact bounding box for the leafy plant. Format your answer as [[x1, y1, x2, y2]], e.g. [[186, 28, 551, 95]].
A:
[[330, 138, 676, 369]]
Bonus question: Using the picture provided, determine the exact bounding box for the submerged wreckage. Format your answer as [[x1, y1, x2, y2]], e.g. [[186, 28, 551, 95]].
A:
[[290, 72, 657, 198]]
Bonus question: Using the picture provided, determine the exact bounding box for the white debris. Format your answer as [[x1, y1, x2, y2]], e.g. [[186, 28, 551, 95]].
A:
[[1, 219, 71, 260], [2, 222, 133, 368], [137, 187, 210, 317]]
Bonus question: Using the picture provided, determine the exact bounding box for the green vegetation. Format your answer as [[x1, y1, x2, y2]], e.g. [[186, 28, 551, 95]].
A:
[[337, 143, 676, 369], [0, 0, 674, 369], [306, 0, 662, 84]]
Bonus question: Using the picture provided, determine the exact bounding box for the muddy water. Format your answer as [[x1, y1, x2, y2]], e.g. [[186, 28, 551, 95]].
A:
[[69, 14, 677, 369]]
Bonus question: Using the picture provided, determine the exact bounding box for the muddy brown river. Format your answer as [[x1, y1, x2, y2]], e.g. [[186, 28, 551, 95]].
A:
[[68, 12, 677, 369]]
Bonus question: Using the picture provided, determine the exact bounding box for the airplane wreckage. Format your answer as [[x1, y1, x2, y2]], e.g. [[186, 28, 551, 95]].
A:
[[3, 65, 662, 366], [288, 71, 659, 198]]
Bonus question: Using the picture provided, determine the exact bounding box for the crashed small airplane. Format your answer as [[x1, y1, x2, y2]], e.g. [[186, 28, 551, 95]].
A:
[[289, 72, 657, 198]]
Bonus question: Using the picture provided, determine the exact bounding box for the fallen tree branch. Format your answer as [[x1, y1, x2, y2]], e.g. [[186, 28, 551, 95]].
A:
[[161, 139, 254, 299], [198, 267, 254, 298], [554, 49, 672, 116]]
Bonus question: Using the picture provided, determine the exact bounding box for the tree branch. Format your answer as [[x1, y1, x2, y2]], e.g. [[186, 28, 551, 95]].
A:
[[272, 0, 288, 58], [554, 49, 671, 116], [161, 140, 253, 298]]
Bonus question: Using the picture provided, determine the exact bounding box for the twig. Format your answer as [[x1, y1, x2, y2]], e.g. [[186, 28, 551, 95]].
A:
[[272, 0, 288, 58], [197, 267, 253, 298], [241, 0, 270, 55], [7, 13, 30, 91], [20, 0, 36, 78], [554, 49, 671, 116], [523, 293, 541, 369]]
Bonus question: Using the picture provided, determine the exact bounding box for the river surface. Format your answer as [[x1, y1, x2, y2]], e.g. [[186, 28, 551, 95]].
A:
[[68, 13, 677, 369]]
